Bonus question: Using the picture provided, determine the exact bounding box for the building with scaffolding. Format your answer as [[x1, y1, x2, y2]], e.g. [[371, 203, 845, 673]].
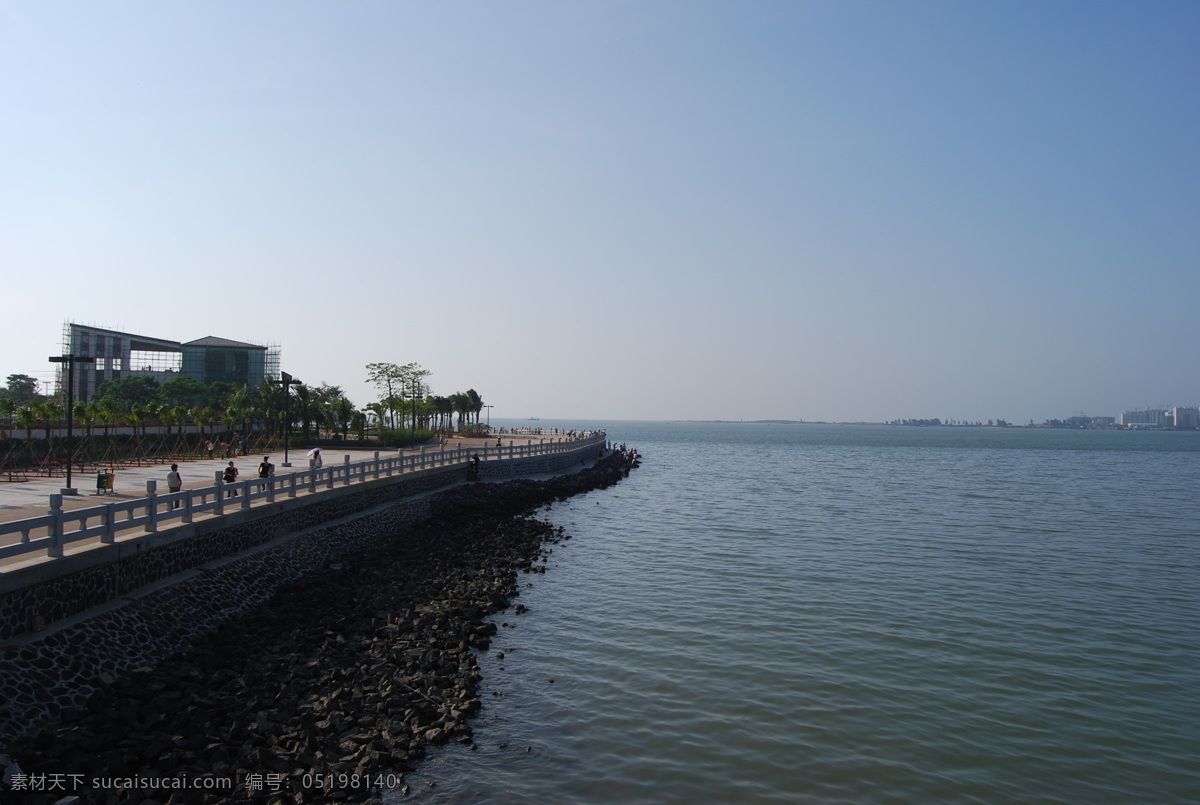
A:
[[59, 322, 281, 402]]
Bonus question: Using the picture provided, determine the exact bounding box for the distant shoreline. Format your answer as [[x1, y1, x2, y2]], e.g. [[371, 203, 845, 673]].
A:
[[665, 420, 1187, 430], [668, 420, 883, 426]]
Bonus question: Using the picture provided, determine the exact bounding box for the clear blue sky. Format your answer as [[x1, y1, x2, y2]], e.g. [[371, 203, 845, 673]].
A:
[[2, 1, 1197, 423]]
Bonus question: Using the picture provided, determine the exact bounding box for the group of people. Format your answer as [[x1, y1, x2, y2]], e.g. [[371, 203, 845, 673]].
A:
[[166, 455, 277, 502], [204, 434, 250, 460]]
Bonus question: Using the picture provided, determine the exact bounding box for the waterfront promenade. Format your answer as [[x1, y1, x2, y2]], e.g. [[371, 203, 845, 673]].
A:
[[0, 433, 579, 572]]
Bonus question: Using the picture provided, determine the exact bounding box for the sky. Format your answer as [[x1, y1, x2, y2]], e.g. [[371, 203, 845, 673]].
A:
[[2, 1, 1197, 424]]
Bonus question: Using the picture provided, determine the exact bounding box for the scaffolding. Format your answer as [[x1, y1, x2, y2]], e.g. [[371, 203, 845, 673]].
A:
[[60, 322, 282, 401], [61, 322, 184, 402]]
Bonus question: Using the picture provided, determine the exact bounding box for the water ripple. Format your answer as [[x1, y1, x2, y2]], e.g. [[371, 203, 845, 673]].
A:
[[397, 425, 1200, 804]]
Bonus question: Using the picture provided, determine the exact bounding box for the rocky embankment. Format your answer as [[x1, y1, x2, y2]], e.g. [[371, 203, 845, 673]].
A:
[[9, 451, 639, 804]]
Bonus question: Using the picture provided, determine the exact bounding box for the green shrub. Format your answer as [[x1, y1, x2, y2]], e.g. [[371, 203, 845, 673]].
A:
[[376, 428, 436, 448]]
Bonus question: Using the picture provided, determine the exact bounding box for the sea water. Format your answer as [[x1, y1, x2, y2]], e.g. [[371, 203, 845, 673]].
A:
[[396, 422, 1200, 804]]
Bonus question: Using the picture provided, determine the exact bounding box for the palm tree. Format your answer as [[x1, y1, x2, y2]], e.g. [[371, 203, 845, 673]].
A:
[[190, 406, 210, 438], [171, 405, 189, 434], [449, 393, 470, 434], [292, 384, 315, 442], [226, 386, 253, 439], [256, 379, 285, 440], [128, 403, 147, 439], [363, 402, 387, 434], [95, 399, 118, 438], [36, 400, 63, 443], [332, 397, 355, 441], [143, 402, 160, 437], [159, 403, 181, 435], [34, 400, 63, 462], [14, 405, 37, 464], [465, 389, 483, 427], [74, 401, 98, 438], [431, 396, 452, 435], [15, 405, 37, 442]]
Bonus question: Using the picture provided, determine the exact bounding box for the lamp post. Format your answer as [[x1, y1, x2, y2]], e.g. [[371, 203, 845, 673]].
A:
[[48, 353, 95, 495], [272, 371, 302, 467], [484, 404, 493, 431]]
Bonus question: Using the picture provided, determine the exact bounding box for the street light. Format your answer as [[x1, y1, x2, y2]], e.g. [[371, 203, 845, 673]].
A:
[[484, 404, 493, 431], [48, 353, 95, 495], [271, 371, 302, 467]]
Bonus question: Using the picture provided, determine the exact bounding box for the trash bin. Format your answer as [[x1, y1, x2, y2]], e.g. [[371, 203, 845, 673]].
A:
[[106, 472, 115, 492], [96, 471, 108, 495]]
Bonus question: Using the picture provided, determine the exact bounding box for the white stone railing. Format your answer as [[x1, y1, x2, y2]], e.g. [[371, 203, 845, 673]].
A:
[[0, 433, 606, 565]]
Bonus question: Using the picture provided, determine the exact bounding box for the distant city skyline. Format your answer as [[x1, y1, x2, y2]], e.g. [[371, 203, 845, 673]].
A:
[[2, 2, 1197, 423]]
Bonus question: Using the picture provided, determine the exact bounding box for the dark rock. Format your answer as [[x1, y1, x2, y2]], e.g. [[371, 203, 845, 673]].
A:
[[10, 453, 638, 802]]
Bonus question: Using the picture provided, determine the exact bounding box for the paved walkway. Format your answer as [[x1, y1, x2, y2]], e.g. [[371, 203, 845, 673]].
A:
[[0, 435, 532, 525]]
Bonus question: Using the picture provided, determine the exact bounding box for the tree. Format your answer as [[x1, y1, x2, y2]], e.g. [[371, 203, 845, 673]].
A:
[[226, 386, 253, 437], [431, 396, 452, 434], [159, 403, 181, 435], [15, 405, 38, 462], [366, 363, 405, 429], [74, 401, 99, 438], [332, 397, 355, 441], [255, 379, 285, 440], [156, 376, 208, 409], [363, 402, 387, 432], [15, 405, 37, 441], [366, 362, 431, 431], [449, 392, 470, 433], [94, 399, 118, 438], [94, 375, 159, 411], [128, 403, 148, 438], [4, 374, 40, 405], [465, 389, 483, 426], [35, 400, 63, 444], [292, 384, 316, 442]]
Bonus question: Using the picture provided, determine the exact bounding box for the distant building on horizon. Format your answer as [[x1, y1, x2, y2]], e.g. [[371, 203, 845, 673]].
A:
[[1120, 408, 1170, 428], [1118, 407, 1199, 429], [1171, 406, 1199, 429], [58, 322, 280, 402]]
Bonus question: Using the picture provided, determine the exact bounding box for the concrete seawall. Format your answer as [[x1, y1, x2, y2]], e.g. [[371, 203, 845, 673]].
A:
[[0, 438, 608, 747]]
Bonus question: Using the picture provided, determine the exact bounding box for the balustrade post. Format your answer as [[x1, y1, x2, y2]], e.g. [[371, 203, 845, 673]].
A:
[[420, 446, 427, 470], [102, 502, 116, 543], [344, 454, 352, 486], [267, 474, 276, 503], [309, 459, 318, 494], [215, 471, 225, 516], [288, 473, 297, 498], [241, 479, 252, 509], [183, 490, 194, 524], [374, 451, 381, 479], [145, 480, 159, 532], [47, 494, 64, 559]]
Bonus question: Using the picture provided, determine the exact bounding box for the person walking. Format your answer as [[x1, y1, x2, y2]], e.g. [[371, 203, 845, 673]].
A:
[[258, 456, 273, 491], [223, 461, 239, 497], [166, 464, 182, 509], [206, 440, 214, 459]]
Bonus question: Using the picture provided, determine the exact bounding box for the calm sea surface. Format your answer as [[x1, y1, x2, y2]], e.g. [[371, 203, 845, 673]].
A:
[[397, 422, 1200, 804]]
